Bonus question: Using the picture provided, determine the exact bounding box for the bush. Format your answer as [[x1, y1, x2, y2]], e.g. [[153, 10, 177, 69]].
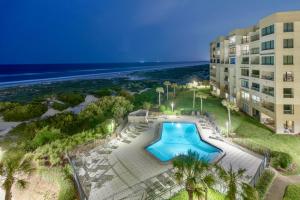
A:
[[142, 102, 152, 110], [0, 102, 20, 113], [255, 169, 275, 199], [57, 92, 84, 106], [159, 105, 166, 112], [3, 103, 47, 121], [271, 151, 293, 169], [283, 184, 300, 200], [52, 102, 69, 111], [30, 127, 62, 150], [95, 88, 112, 97]]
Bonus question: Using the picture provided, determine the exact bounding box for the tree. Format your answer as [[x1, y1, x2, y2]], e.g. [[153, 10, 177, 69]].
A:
[[196, 93, 208, 114], [221, 165, 246, 200], [187, 81, 198, 109], [171, 83, 178, 97], [0, 153, 35, 200], [173, 150, 216, 200], [163, 81, 171, 100], [156, 87, 164, 106], [241, 183, 259, 200], [142, 102, 152, 110], [221, 100, 239, 136]]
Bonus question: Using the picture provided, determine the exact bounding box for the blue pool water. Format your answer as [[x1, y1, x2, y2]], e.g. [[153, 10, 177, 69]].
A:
[[146, 122, 221, 162]]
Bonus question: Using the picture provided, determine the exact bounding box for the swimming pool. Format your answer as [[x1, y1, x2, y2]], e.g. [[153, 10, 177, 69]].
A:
[[146, 122, 221, 162]]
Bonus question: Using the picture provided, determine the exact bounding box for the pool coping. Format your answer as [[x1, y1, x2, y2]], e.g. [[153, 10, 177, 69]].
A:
[[144, 121, 225, 165]]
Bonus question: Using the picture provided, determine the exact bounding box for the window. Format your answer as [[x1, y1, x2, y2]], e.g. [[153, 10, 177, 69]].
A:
[[261, 24, 274, 36], [261, 40, 274, 50], [283, 72, 294, 82], [283, 104, 294, 114], [229, 47, 236, 54], [250, 47, 260, 54], [284, 23, 294, 32], [251, 70, 260, 78], [251, 83, 260, 92], [241, 68, 249, 76], [261, 56, 274, 65], [284, 120, 294, 133], [242, 57, 249, 64], [283, 88, 294, 98], [230, 57, 236, 64], [217, 59, 220, 63], [216, 42, 220, 48], [262, 86, 274, 96], [252, 95, 261, 103], [241, 91, 250, 100], [241, 79, 249, 88], [283, 39, 294, 48], [283, 55, 293, 65]]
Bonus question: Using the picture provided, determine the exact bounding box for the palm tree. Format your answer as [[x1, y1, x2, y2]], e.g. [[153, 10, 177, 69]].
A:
[[196, 93, 208, 114], [173, 150, 216, 200], [171, 83, 178, 97], [156, 87, 164, 106], [220, 165, 246, 200], [221, 99, 239, 136], [0, 153, 35, 200], [241, 183, 259, 200], [163, 81, 171, 100]]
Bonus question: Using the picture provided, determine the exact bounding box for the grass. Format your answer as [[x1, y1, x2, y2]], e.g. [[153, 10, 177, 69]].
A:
[[255, 169, 275, 199], [170, 189, 225, 200], [283, 184, 300, 200], [161, 88, 300, 173]]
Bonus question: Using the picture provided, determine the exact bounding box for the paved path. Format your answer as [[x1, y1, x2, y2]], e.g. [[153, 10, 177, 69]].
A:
[[265, 169, 300, 200]]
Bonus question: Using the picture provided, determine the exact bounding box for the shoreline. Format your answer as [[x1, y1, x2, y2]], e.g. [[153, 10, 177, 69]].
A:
[[0, 63, 208, 89]]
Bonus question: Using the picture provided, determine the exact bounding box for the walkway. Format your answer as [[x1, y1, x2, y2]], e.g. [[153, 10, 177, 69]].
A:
[[71, 115, 264, 200], [265, 169, 300, 200]]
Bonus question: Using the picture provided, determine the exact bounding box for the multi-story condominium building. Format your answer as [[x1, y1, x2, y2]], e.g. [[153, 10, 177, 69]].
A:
[[210, 11, 300, 134]]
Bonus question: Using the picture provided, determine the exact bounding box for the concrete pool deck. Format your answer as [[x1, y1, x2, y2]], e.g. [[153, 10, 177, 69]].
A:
[[72, 115, 264, 200]]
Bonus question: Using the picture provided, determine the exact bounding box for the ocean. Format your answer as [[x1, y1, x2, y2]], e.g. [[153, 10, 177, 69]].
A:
[[0, 61, 207, 88]]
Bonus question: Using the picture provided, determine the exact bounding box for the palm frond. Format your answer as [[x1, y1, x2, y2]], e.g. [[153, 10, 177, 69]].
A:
[[16, 179, 28, 190]]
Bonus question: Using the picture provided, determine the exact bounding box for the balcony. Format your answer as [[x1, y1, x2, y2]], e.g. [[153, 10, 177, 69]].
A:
[[284, 94, 294, 98], [251, 59, 260, 65], [262, 87, 274, 96], [251, 74, 260, 78], [241, 38, 250, 44], [262, 102, 275, 112], [251, 86, 260, 92], [283, 74, 294, 82], [261, 73, 274, 81], [250, 34, 260, 42], [224, 68, 228, 72], [241, 50, 250, 55]]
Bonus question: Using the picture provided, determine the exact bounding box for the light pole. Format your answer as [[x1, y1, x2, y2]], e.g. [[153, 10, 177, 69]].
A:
[[171, 102, 174, 112], [226, 121, 229, 137]]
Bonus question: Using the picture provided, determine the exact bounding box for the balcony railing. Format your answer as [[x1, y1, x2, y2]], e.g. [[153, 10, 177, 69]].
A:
[[251, 86, 260, 92], [251, 74, 260, 78], [251, 34, 260, 42], [262, 102, 274, 112], [283, 94, 294, 98], [262, 89, 274, 96], [241, 38, 250, 44], [261, 75, 274, 81], [251, 60, 260, 65], [241, 50, 250, 55], [283, 76, 294, 82]]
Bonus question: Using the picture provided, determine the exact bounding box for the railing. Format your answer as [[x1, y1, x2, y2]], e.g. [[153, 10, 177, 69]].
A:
[[249, 154, 269, 186], [66, 153, 88, 200], [261, 75, 274, 81], [250, 34, 260, 42], [251, 74, 260, 78], [251, 87, 260, 92]]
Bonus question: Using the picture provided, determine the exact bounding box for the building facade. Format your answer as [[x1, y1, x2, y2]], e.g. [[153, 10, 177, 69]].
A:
[[210, 11, 300, 134]]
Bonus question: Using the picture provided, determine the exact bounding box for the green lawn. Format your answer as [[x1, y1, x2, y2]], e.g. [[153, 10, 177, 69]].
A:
[[162, 88, 300, 173], [170, 189, 225, 200], [283, 184, 300, 200]]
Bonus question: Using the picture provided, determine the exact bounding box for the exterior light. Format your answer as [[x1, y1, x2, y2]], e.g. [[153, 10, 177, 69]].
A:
[[226, 121, 229, 137], [171, 102, 174, 112]]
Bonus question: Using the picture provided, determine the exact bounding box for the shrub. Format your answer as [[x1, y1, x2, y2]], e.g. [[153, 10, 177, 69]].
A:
[[159, 105, 166, 112], [142, 102, 152, 110], [31, 127, 62, 149], [0, 102, 20, 113], [3, 103, 47, 121], [57, 92, 84, 106], [255, 169, 275, 199], [52, 102, 69, 111], [94, 88, 112, 97], [283, 184, 300, 200], [271, 151, 293, 169]]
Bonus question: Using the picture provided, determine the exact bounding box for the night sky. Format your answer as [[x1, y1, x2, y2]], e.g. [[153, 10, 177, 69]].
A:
[[1, 0, 300, 64]]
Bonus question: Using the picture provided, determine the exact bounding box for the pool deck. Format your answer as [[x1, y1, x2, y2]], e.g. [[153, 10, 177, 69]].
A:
[[72, 115, 264, 200]]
